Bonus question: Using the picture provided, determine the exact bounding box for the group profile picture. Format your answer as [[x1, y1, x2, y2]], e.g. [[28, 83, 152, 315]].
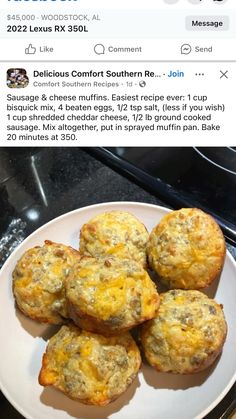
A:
[[7, 68, 29, 88]]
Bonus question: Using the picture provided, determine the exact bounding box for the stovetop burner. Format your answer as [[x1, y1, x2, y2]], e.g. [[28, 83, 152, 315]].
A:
[[195, 147, 236, 176], [88, 147, 236, 245]]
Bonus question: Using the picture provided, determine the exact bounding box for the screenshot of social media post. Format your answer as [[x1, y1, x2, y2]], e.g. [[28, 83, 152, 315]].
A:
[[0, 0, 235, 145], [1, 3, 236, 419]]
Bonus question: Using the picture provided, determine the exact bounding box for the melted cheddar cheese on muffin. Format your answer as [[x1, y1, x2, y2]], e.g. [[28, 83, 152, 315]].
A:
[[141, 290, 227, 374], [12, 240, 81, 324], [39, 323, 141, 406], [66, 257, 159, 335], [80, 211, 149, 267], [147, 208, 226, 289]]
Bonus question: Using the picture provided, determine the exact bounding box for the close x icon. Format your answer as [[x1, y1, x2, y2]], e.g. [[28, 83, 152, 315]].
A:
[[220, 70, 229, 79]]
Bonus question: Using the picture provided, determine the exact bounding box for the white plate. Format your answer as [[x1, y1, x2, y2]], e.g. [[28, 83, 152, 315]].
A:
[[0, 202, 236, 419]]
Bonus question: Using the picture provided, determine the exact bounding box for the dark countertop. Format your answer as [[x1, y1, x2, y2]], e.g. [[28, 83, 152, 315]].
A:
[[0, 147, 235, 419]]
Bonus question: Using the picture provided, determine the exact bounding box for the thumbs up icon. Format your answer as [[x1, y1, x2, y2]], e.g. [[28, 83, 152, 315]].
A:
[[25, 44, 36, 55]]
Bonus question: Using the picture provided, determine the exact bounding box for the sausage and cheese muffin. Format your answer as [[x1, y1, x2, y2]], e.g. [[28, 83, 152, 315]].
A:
[[147, 208, 226, 289], [12, 240, 81, 324], [39, 323, 141, 406], [66, 257, 160, 335], [141, 290, 227, 374], [80, 211, 149, 267]]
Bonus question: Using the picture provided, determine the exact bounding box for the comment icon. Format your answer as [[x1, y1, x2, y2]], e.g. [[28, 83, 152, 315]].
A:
[[94, 44, 105, 55]]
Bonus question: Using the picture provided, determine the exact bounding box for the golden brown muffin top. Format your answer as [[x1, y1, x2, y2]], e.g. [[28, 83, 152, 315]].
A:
[[147, 208, 226, 289], [12, 240, 81, 324], [66, 256, 159, 333], [141, 289, 227, 374], [80, 211, 149, 267], [39, 323, 141, 406]]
